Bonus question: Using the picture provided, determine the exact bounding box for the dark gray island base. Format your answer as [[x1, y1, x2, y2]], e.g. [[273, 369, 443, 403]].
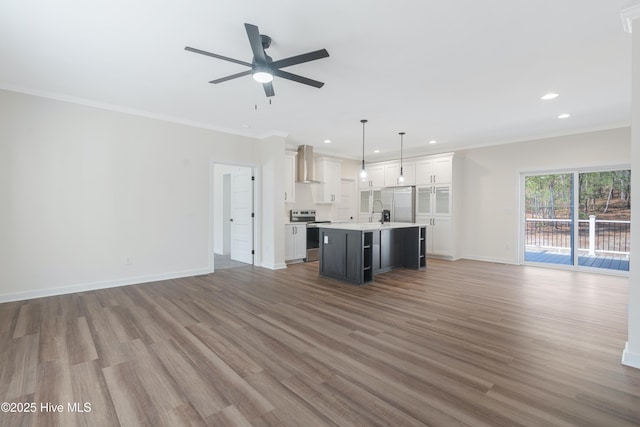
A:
[[318, 223, 427, 285]]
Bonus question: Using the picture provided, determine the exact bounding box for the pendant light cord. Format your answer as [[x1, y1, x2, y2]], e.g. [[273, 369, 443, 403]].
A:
[[361, 119, 368, 171], [399, 132, 405, 175]]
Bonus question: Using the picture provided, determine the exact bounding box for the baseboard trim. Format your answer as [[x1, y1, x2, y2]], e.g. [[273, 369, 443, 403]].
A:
[[622, 342, 640, 369], [459, 255, 518, 265], [262, 262, 287, 270], [0, 268, 211, 303]]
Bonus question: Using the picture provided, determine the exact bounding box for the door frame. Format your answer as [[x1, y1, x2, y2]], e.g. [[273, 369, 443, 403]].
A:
[[519, 169, 575, 270], [519, 164, 630, 275], [209, 161, 259, 273]]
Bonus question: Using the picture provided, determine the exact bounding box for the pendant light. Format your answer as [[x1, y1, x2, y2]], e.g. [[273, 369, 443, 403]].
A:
[[397, 132, 405, 184], [360, 119, 368, 180]]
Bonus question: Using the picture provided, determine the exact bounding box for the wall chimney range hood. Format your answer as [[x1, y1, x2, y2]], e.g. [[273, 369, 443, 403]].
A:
[[296, 145, 320, 183]]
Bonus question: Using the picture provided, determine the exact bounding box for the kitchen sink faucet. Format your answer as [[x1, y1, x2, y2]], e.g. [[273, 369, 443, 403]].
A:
[[372, 199, 384, 224]]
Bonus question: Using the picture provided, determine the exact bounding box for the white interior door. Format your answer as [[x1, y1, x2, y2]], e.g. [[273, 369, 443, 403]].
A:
[[230, 167, 253, 264]]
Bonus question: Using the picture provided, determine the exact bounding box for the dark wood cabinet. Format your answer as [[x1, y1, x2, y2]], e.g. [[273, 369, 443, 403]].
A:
[[319, 225, 426, 285], [320, 229, 370, 284]]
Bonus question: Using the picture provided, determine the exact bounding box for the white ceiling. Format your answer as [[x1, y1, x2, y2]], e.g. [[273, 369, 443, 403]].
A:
[[0, 0, 632, 161]]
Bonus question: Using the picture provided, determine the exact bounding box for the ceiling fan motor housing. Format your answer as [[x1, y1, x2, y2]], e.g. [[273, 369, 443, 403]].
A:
[[260, 34, 271, 50]]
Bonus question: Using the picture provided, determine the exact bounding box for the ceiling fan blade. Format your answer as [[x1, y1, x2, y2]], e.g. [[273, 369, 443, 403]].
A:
[[185, 46, 251, 67], [209, 70, 253, 84], [244, 23, 267, 64], [263, 82, 275, 97], [270, 49, 329, 69], [273, 69, 324, 88]]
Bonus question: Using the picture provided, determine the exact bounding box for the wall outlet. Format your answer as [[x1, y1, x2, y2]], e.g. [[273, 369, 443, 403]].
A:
[[124, 256, 133, 266]]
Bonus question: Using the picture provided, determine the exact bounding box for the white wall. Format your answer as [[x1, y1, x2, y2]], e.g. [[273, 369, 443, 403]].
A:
[[0, 89, 262, 301], [459, 127, 630, 264], [259, 136, 286, 270], [624, 5, 640, 369]]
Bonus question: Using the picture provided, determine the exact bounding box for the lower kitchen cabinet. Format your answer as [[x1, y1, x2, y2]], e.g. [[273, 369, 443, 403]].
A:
[[319, 225, 425, 285], [285, 224, 306, 262], [416, 214, 451, 257]]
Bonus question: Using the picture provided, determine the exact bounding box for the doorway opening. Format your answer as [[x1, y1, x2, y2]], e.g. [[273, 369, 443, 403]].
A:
[[522, 168, 630, 273], [212, 164, 255, 270]]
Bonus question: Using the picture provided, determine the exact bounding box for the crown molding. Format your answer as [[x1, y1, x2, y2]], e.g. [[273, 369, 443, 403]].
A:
[[621, 3, 640, 33], [0, 82, 291, 140]]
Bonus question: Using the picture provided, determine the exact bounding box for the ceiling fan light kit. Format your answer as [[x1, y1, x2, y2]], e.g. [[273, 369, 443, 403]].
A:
[[252, 70, 273, 83], [185, 23, 329, 97]]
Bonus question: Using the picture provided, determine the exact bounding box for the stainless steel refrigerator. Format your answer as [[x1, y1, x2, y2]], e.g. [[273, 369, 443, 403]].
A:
[[380, 186, 415, 223]]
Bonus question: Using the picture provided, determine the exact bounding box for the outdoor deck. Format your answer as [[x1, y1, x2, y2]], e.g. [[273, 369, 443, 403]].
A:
[[525, 250, 629, 271]]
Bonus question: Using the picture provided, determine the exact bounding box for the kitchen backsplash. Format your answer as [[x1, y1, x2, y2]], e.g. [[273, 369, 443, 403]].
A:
[[284, 182, 338, 222]]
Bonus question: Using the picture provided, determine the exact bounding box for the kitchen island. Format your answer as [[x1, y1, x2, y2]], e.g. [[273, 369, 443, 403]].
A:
[[317, 223, 427, 285]]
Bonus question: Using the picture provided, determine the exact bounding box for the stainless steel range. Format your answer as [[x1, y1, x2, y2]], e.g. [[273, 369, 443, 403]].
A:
[[290, 209, 330, 262]]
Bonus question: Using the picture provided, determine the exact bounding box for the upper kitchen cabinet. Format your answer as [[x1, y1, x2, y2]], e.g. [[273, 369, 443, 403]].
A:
[[312, 157, 342, 203], [285, 151, 297, 203], [359, 164, 385, 189], [415, 153, 453, 184], [384, 161, 415, 186]]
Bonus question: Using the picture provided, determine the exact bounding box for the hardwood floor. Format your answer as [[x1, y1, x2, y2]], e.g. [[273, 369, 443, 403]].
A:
[[1, 259, 639, 426]]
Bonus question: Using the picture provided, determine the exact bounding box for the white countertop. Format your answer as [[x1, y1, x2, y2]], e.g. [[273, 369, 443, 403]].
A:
[[317, 222, 426, 231]]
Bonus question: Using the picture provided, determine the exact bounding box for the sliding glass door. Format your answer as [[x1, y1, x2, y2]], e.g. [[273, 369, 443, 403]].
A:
[[577, 170, 630, 271], [524, 173, 574, 266], [523, 168, 630, 272]]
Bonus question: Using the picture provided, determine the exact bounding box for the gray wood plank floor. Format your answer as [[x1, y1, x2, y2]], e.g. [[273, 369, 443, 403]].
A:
[[1, 259, 639, 426]]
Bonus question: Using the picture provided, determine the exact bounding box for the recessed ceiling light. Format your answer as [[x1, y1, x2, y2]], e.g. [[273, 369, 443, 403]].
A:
[[373, 150, 380, 153], [241, 124, 251, 128], [429, 140, 437, 144], [558, 113, 570, 119], [541, 93, 559, 100], [324, 139, 331, 144]]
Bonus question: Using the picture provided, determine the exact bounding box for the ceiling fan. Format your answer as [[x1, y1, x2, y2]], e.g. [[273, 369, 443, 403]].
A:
[[185, 23, 329, 97]]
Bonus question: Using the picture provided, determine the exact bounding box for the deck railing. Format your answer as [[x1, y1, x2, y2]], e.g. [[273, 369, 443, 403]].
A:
[[525, 217, 630, 256]]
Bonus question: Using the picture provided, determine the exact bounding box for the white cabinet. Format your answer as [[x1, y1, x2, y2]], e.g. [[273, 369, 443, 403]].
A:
[[370, 165, 385, 188], [285, 224, 306, 261], [359, 164, 385, 189], [312, 157, 342, 203], [416, 184, 452, 257], [359, 188, 382, 223], [384, 161, 415, 186], [416, 214, 452, 256], [358, 152, 457, 258], [416, 185, 451, 216], [285, 151, 297, 203], [415, 154, 452, 184]]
